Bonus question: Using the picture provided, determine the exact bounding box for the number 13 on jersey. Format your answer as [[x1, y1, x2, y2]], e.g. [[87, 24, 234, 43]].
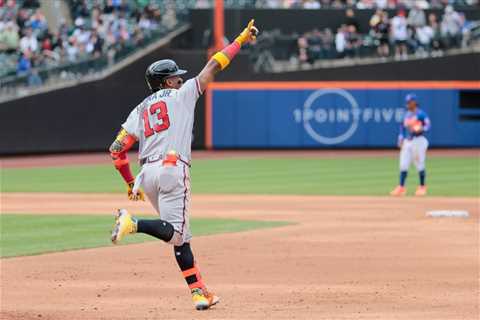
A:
[[143, 101, 170, 138]]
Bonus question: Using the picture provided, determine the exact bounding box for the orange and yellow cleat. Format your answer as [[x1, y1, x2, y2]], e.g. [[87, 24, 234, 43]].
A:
[[191, 288, 220, 311], [111, 209, 137, 244]]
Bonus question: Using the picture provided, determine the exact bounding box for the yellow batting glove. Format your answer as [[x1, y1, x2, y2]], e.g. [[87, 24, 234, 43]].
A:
[[127, 182, 145, 201], [235, 19, 259, 46]]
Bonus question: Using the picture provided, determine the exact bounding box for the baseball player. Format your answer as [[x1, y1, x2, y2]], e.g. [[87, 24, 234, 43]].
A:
[[108, 20, 258, 310], [390, 93, 431, 196]]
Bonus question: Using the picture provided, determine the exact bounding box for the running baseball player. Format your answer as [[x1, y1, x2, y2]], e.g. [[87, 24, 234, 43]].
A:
[[108, 20, 258, 310], [390, 93, 431, 196]]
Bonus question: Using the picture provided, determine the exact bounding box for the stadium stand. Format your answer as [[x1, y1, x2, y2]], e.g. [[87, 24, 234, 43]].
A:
[[295, 5, 476, 60], [248, 5, 479, 72], [202, 0, 479, 9], [0, 0, 187, 93], [1, 0, 479, 91]]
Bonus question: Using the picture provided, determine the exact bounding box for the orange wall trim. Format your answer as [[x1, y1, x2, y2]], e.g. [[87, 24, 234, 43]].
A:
[[208, 81, 480, 90]]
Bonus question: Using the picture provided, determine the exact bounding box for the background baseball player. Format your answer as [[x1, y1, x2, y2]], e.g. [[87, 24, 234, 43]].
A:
[[390, 93, 431, 196], [108, 20, 259, 310]]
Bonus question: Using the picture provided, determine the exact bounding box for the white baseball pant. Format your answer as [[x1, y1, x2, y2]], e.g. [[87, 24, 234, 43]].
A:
[[399, 136, 429, 172]]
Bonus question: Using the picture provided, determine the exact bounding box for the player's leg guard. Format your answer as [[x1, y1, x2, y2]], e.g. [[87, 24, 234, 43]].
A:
[[399, 171, 408, 186], [419, 170, 426, 186], [136, 219, 175, 242], [174, 243, 206, 290], [399, 141, 412, 187]]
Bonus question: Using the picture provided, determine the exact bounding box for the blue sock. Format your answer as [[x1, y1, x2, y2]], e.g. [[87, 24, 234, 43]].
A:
[[419, 170, 426, 186], [400, 171, 408, 186]]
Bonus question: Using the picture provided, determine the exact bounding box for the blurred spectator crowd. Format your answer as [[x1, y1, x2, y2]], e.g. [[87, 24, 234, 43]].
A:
[[1, 0, 478, 86], [196, 0, 479, 9], [290, 5, 477, 64], [0, 0, 180, 86]]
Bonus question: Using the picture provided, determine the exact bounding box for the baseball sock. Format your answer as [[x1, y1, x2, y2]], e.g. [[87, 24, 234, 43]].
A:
[[174, 243, 206, 291], [399, 171, 408, 186], [419, 170, 426, 186], [136, 219, 174, 242]]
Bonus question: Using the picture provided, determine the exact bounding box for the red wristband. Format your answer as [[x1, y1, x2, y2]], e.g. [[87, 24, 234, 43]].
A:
[[222, 41, 241, 60]]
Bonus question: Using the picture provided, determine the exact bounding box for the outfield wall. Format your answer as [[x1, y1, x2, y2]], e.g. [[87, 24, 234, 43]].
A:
[[1, 49, 479, 154], [206, 81, 480, 149]]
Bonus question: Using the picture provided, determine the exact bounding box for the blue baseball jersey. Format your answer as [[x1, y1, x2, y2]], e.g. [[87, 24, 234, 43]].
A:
[[398, 108, 431, 141]]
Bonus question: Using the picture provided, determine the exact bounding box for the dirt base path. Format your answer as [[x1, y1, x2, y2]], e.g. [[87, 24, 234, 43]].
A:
[[1, 193, 479, 320]]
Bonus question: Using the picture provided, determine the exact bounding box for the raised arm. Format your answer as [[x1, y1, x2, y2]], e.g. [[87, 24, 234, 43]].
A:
[[197, 19, 259, 93]]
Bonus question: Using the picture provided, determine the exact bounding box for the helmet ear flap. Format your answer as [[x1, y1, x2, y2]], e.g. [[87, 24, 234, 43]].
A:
[[145, 73, 162, 92]]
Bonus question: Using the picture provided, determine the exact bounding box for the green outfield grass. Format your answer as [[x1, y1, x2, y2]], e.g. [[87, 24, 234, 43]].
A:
[[0, 214, 290, 258], [1, 157, 478, 196]]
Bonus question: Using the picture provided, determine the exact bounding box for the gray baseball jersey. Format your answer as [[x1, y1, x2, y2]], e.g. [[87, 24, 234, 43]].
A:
[[122, 77, 201, 161], [122, 77, 202, 243]]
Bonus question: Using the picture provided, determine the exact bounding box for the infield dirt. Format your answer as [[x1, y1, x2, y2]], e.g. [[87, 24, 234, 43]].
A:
[[1, 193, 478, 320]]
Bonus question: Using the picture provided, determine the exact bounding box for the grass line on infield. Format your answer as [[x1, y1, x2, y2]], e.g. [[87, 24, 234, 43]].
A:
[[0, 214, 291, 258], [0, 157, 478, 196]]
